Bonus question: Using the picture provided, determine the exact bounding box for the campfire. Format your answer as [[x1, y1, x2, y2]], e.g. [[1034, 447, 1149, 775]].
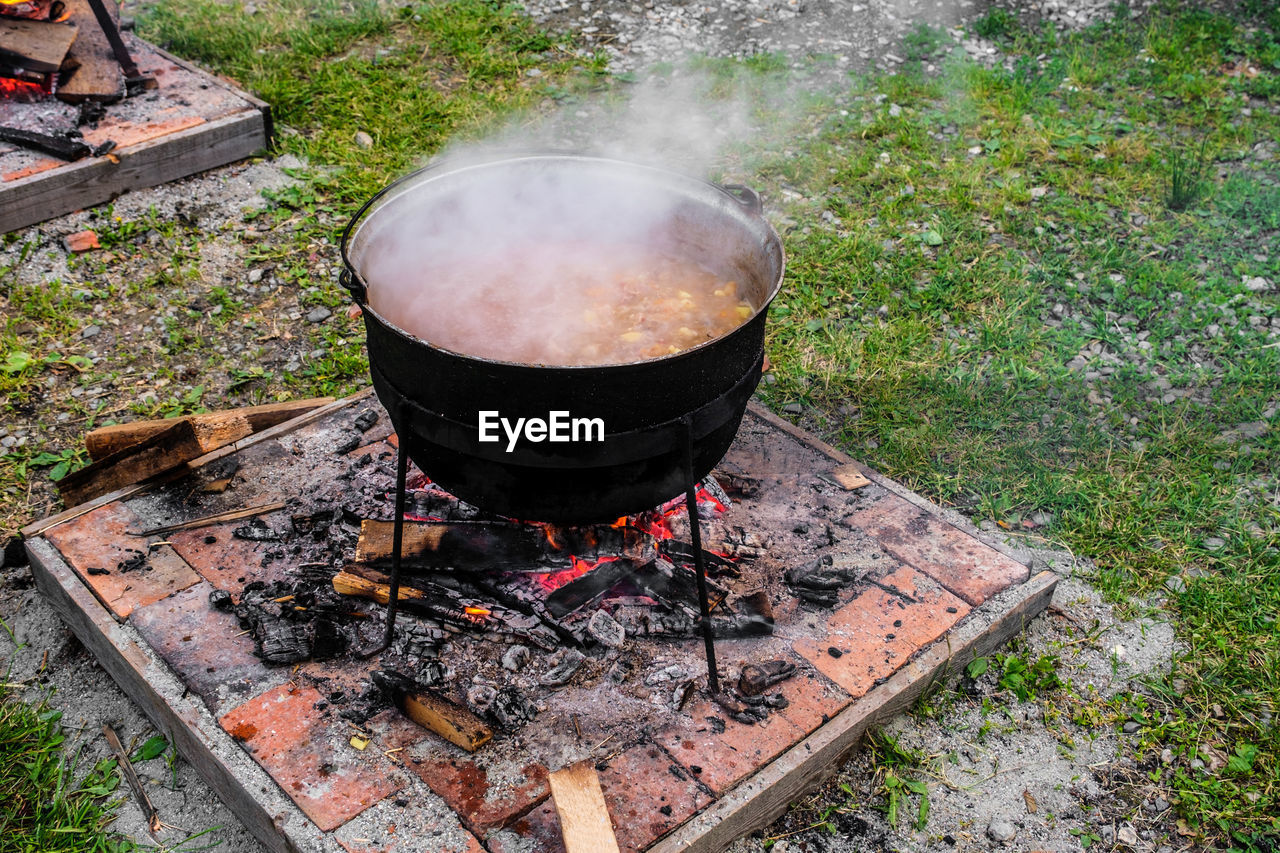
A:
[[0, 0, 155, 157]]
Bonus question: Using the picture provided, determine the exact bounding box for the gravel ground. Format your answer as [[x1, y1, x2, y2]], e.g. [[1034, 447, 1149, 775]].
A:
[[0, 0, 1193, 851]]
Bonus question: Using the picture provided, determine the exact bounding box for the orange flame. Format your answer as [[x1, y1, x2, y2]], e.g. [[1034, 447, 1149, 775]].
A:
[[464, 606, 490, 617]]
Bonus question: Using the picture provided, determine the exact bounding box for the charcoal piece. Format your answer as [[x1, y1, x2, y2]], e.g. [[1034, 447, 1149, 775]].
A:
[[645, 664, 689, 686], [607, 655, 636, 684], [659, 540, 739, 577], [467, 684, 497, 711], [763, 693, 789, 709], [714, 691, 767, 723], [310, 617, 348, 660], [672, 679, 696, 710], [586, 609, 625, 648], [86, 566, 110, 576], [501, 645, 531, 672], [545, 557, 637, 619], [116, 548, 148, 573], [417, 660, 448, 686], [371, 670, 417, 696], [354, 410, 379, 432], [739, 659, 797, 696], [334, 431, 362, 455], [291, 509, 336, 534], [233, 518, 279, 542], [490, 688, 537, 730], [539, 648, 586, 687], [257, 619, 311, 665], [706, 716, 726, 734], [786, 554, 858, 591], [796, 588, 838, 607], [208, 588, 233, 612]]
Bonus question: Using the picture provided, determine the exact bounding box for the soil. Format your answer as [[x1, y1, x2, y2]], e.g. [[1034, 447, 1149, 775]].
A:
[[0, 0, 1188, 851]]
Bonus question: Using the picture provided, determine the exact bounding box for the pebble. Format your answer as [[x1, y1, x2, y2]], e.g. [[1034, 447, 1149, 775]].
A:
[[783, 403, 803, 414], [1117, 824, 1138, 847], [355, 131, 374, 149], [306, 307, 332, 324], [1164, 575, 1186, 593], [1203, 536, 1226, 550], [986, 819, 1016, 843], [248, 268, 265, 284], [1122, 721, 1140, 734]]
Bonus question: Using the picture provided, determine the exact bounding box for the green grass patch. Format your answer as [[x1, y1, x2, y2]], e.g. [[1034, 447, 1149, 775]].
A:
[[0, 680, 130, 852], [753, 4, 1280, 845]]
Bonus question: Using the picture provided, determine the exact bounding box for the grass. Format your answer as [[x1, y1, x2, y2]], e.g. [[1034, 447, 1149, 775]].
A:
[[0, 677, 129, 852], [0, 0, 1277, 848], [746, 4, 1280, 846]]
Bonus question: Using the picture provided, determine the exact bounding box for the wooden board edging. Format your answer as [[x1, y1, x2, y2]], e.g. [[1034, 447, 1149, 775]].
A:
[[646, 570, 1059, 853], [24, 537, 338, 853]]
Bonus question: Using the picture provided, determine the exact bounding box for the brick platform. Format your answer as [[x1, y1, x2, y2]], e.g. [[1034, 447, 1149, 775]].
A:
[[23, 394, 1055, 853]]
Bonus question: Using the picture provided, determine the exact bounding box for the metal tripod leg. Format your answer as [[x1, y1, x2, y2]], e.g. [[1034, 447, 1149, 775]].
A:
[[680, 416, 720, 695]]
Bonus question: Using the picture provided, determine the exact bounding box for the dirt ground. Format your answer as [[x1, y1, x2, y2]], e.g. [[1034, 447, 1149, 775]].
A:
[[0, 0, 1190, 851]]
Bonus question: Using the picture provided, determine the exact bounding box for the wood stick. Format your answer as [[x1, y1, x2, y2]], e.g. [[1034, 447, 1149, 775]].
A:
[[398, 691, 492, 752], [85, 397, 334, 461], [101, 724, 161, 839], [128, 501, 287, 537], [58, 419, 204, 507], [549, 761, 621, 853]]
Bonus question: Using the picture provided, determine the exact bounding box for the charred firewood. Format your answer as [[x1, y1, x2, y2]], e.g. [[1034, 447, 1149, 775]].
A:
[[659, 540, 740, 577], [586, 609, 625, 648], [544, 557, 638, 619], [490, 687, 537, 731], [631, 557, 728, 614], [539, 648, 586, 688], [612, 594, 773, 641], [233, 517, 280, 542], [786, 555, 859, 601], [738, 659, 796, 696]]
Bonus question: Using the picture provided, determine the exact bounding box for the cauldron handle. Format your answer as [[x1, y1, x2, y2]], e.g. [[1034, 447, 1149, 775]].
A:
[[340, 268, 367, 306], [720, 183, 763, 216]]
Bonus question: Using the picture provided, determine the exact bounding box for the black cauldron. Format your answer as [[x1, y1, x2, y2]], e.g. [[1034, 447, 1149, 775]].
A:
[[340, 154, 784, 522]]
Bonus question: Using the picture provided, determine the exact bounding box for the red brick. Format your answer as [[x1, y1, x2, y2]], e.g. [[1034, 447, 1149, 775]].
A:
[[598, 744, 714, 851], [847, 495, 1029, 605], [652, 692, 803, 795], [219, 684, 403, 832], [405, 745, 549, 836], [793, 566, 969, 699], [63, 230, 100, 253], [770, 661, 852, 736], [43, 502, 200, 618], [487, 745, 713, 853], [129, 581, 285, 715], [165, 520, 289, 593]]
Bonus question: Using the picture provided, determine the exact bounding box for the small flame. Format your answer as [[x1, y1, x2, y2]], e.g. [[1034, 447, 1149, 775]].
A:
[[0, 76, 50, 100], [463, 606, 490, 617]]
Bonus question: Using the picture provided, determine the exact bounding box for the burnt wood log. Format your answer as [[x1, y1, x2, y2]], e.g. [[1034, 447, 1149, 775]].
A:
[[58, 419, 204, 506], [333, 566, 559, 649], [397, 689, 492, 752], [0, 18, 78, 73], [0, 126, 90, 161], [85, 398, 334, 460], [354, 519, 654, 572], [56, 0, 122, 103]]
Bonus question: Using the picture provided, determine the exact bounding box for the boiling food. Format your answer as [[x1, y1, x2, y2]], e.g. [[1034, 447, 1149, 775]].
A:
[[366, 241, 756, 365]]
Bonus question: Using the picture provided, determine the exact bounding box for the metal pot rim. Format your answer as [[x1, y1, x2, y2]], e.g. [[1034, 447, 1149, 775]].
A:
[[340, 152, 785, 371]]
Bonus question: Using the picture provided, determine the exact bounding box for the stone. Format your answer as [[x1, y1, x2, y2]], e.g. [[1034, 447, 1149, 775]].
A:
[[63, 230, 100, 252], [1117, 824, 1138, 846], [306, 307, 332, 324], [1122, 721, 1140, 734], [986, 818, 1016, 843], [81, 324, 101, 339], [355, 131, 374, 149]]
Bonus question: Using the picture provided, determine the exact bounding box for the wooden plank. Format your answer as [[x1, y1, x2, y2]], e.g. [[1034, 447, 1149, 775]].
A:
[[86, 397, 335, 460], [549, 761, 622, 853], [398, 691, 493, 753], [1, 108, 266, 233], [23, 537, 338, 853], [57, 418, 204, 506], [0, 18, 79, 73], [646, 570, 1059, 853], [22, 392, 366, 539], [56, 0, 123, 103]]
